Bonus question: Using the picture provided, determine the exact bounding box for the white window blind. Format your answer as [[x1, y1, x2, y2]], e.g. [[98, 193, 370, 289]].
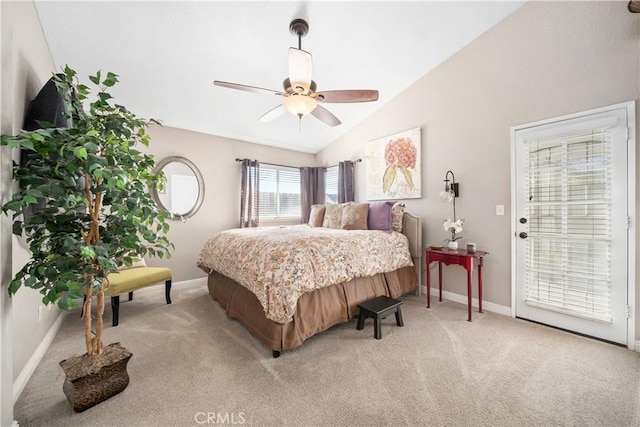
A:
[[259, 165, 301, 219], [524, 129, 612, 323], [325, 166, 338, 204]]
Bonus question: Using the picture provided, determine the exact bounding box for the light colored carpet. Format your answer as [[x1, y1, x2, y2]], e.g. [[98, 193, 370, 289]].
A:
[[14, 284, 640, 427]]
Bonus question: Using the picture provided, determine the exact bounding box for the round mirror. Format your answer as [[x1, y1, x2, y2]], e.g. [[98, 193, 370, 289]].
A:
[[152, 156, 204, 219]]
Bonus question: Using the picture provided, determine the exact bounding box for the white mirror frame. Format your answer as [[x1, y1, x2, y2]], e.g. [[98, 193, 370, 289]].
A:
[[151, 156, 205, 219]]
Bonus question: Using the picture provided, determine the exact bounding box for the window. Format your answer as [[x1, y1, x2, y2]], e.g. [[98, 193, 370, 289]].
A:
[[259, 165, 301, 219], [325, 166, 338, 204]]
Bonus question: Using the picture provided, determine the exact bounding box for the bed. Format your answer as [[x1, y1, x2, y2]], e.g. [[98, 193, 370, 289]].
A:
[[197, 212, 422, 357]]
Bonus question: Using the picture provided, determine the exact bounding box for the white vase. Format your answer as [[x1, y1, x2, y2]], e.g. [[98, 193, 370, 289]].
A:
[[447, 241, 458, 250]]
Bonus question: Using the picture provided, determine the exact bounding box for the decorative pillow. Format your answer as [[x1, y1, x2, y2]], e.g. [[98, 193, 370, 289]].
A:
[[341, 203, 369, 230], [308, 205, 325, 227], [323, 202, 351, 229], [368, 201, 394, 231], [391, 202, 405, 233]]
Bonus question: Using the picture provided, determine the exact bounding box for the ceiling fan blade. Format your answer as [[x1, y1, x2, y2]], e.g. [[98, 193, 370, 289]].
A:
[[214, 80, 282, 96], [311, 105, 341, 127], [288, 48, 312, 93], [316, 90, 379, 103], [257, 104, 287, 123]]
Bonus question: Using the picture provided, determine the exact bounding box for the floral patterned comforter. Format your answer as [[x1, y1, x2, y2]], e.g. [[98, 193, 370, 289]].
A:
[[197, 225, 414, 324]]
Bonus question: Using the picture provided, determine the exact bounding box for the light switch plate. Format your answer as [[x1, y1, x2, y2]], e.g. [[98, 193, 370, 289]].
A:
[[496, 205, 505, 216]]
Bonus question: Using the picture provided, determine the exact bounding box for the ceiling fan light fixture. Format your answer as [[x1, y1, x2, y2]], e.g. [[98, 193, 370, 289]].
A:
[[283, 94, 317, 117], [213, 18, 378, 128]]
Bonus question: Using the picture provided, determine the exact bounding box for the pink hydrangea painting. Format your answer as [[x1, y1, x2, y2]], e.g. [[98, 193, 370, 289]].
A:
[[367, 127, 421, 200]]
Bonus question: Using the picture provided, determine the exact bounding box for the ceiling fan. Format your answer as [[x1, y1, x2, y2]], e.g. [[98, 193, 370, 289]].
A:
[[213, 19, 379, 128]]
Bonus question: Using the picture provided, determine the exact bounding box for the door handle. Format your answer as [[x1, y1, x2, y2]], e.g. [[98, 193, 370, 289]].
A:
[[519, 232, 528, 239]]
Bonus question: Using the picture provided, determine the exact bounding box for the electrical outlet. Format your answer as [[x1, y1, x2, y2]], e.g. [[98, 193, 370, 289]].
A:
[[496, 205, 505, 216]]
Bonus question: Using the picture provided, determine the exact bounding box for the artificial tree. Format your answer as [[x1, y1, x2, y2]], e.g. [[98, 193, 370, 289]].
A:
[[1, 66, 173, 357]]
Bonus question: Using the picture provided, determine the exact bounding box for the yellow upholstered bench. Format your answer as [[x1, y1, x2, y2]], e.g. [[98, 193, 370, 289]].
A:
[[104, 266, 172, 326]]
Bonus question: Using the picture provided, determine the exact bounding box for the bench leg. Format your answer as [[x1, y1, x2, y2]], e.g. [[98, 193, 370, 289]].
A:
[[395, 307, 404, 327], [165, 279, 172, 304], [374, 317, 382, 339], [111, 296, 120, 327], [356, 312, 366, 330], [128, 292, 133, 301]]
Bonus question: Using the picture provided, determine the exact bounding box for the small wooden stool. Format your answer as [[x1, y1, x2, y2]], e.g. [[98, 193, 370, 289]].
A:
[[357, 296, 404, 339]]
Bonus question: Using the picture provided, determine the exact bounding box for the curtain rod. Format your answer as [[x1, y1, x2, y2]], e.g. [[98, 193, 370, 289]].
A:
[[235, 158, 361, 169]]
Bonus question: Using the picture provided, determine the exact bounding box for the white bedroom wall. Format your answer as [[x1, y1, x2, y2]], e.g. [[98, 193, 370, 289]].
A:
[[0, 0, 65, 413], [316, 0, 640, 338], [144, 125, 316, 282]]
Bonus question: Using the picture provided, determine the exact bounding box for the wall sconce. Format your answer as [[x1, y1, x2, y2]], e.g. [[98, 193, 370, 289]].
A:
[[439, 170, 459, 219]]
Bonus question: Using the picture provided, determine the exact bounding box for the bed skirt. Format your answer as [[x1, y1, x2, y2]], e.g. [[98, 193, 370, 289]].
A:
[[207, 265, 418, 353]]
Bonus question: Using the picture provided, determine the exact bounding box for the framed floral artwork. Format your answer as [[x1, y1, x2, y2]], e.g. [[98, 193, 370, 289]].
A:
[[366, 127, 421, 200]]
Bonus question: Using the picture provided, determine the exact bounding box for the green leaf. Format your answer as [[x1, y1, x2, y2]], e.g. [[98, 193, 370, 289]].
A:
[[84, 142, 99, 153], [30, 132, 45, 142], [23, 195, 38, 204], [34, 120, 55, 129], [382, 165, 397, 194], [8, 280, 21, 295], [81, 246, 96, 259], [73, 147, 88, 160], [103, 72, 118, 87], [86, 130, 99, 137], [12, 221, 22, 236], [400, 167, 414, 190], [89, 71, 101, 85], [63, 65, 76, 81]]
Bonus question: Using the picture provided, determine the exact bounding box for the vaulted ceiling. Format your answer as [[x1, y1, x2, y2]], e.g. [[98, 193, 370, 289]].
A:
[[35, 1, 524, 153]]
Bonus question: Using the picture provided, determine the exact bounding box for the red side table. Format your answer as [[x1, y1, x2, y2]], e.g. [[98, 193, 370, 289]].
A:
[[425, 247, 489, 321]]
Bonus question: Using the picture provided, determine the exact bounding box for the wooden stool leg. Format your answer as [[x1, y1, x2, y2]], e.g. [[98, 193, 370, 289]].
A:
[[374, 317, 382, 339], [165, 279, 172, 304], [111, 296, 120, 327], [395, 307, 404, 327]]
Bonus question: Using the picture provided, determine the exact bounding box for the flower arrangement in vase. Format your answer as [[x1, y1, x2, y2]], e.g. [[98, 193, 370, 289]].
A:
[[443, 218, 464, 250]]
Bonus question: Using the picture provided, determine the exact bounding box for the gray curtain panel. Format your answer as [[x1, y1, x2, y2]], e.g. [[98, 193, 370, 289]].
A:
[[338, 161, 355, 203], [240, 159, 260, 228], [300, 167, 326, 223]]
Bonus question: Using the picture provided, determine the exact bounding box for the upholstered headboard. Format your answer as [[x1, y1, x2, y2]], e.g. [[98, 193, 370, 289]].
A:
[[402, 212, 422, 296]]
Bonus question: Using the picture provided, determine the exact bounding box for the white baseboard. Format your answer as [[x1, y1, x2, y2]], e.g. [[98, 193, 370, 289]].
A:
[[176, 277, 208, 289], [12, 277, 208, 403], [421, 285, 512, 316], [104, 276, 208, 298], [420, 286, 640, 350], [13, 310, 67, 403]]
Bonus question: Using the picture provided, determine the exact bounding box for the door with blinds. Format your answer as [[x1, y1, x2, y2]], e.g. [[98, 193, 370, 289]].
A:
[[513, 105, 632, 345]]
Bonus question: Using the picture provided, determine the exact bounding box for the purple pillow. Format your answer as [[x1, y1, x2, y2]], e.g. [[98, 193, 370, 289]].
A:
[[368, 201, 394, 231]]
